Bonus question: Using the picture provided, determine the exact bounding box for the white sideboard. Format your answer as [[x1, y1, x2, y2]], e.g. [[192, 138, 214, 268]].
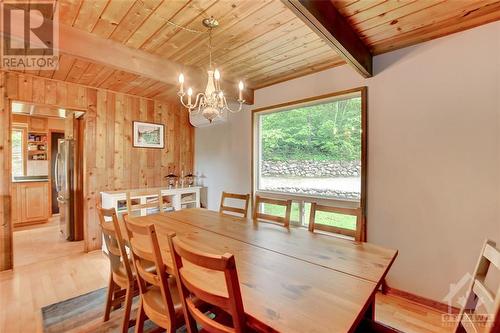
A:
[[100, 186, 202, 216]]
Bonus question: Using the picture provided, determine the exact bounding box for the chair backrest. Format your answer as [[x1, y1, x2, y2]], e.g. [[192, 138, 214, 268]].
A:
[[97, 206, 134, 282], [253, 195, 292, 228], [219, 192, 251, 218], [455, 239, 500, 333], [123, 215, 179, 328], [308, 202, 363, 241], [126, 189, 165, 216], [168, 233, 247, 333]]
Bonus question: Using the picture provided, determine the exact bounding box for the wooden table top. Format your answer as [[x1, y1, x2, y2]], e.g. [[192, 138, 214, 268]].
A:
[[164, 208, 397, 283], [128, 209, 398, 333]]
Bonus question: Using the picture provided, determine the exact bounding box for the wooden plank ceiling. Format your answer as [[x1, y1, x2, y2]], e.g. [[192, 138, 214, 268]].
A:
[[33, 53, 178, 101], [32, 0, 344, 94], [331, 0, 500, 55], [12, 0, 500, 98]]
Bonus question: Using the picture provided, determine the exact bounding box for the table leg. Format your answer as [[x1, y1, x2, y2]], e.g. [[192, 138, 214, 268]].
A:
[[364, 295, 376, 321]]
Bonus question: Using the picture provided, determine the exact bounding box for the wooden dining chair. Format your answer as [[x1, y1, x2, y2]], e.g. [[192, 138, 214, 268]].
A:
[[308, 202, 363, 241], [126, 189, 165, 217], [219, 191, 251, 218], [123, 214, 185, 333], [168, 233, 252, 333], [455, 239, 500, 333], [97, 206, 137, 333], [252, 195, 292, 228]]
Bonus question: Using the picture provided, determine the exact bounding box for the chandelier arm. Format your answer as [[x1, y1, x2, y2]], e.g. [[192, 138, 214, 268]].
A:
[[179, 94, 191, 109], [179, 92, 204, 113], [195, 93, 204, 108], [222, 95, 244, 113], [194, 93, 205, 115]]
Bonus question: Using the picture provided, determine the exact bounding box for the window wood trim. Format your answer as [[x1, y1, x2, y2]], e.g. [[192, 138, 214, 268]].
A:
[[251, 86, 368, 241], [11, 125, 27, 177]]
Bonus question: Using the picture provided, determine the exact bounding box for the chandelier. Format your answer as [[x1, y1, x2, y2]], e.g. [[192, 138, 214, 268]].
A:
[[177, 17, 245, 123]]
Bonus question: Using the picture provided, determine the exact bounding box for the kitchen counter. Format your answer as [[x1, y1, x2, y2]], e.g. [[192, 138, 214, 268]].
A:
[[12, 177, 49, 183]]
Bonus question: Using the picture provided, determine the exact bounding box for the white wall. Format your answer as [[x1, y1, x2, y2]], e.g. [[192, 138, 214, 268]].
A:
[[195, 21, 500, 303], [195, 107, 252, 208]]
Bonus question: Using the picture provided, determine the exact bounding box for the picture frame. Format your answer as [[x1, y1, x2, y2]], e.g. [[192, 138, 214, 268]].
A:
[[132, 121, 165, 149]]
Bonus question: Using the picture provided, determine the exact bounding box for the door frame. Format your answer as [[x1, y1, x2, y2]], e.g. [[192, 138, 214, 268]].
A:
[[5, 99, 87, 269]]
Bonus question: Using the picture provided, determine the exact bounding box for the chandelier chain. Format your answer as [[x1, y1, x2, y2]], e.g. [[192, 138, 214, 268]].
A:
[[208, 28, 213, 69], [164, 19, 208, 34]]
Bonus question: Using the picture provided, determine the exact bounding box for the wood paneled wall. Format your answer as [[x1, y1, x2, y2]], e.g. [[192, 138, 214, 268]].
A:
[[0, 71, 194, 270], [0, 72, 12, 270]]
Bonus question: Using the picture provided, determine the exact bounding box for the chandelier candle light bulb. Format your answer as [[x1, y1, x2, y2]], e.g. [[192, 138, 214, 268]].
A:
[[178, 73, 184, 94], [187, 87, 192, 105]]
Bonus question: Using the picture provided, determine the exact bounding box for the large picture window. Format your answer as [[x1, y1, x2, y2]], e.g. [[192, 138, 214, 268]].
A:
[[252, 88, 367, 239]]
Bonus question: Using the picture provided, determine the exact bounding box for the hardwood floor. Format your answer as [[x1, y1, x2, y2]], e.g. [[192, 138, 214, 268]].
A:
[[0, 222, 452, 333], [13, 216, 84, 267], [377, 293, 453, 333]]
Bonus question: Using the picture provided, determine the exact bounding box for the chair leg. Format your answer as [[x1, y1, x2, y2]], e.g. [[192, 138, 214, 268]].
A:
[[112, 288, 125, 310], [135, 298, 146, 333], [104, 274, 115, 322], [184, 312, 199, 333], [121, 285, 134, 333]]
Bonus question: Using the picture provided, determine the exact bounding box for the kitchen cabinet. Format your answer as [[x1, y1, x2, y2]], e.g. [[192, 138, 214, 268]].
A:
[[11, 184, 20, 225], [28, 117, 48, 132], [12, 181, 50, 226]]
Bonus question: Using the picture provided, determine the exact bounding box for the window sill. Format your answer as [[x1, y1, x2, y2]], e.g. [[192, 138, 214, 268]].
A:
[[254, 190, 360, 209]]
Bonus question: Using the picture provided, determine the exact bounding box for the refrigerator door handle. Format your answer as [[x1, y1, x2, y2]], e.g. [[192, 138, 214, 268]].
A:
[[55, 152, 61, 192]]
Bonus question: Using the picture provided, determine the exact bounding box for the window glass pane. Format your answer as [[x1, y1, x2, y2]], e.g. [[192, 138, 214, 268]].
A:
[[258, 95, 361, 201], [304, 203, 356, 230], [12, 129, 24, 177], [262, 202, 300, 222]]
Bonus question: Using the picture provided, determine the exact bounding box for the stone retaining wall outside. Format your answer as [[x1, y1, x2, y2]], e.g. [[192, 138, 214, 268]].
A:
[[262, 160, 360, 177]]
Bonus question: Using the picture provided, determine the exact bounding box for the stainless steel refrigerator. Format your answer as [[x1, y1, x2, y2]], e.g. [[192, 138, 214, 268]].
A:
[[55, 139, 76, 241]]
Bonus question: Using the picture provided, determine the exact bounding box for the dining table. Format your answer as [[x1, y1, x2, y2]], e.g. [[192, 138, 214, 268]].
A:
[[127, 208, 398, 333]]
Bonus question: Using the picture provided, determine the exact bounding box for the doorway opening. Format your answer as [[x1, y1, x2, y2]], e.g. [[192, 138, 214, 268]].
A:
[[10, 101, 85, 267]]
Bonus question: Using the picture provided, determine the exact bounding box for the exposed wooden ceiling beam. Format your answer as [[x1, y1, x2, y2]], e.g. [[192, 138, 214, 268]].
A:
[[0, 14, 254, 104], [283, 0, 373, 78]]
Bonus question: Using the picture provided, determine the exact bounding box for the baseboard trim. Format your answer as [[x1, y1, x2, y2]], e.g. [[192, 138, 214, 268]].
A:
[[385, 287, 460, 314]]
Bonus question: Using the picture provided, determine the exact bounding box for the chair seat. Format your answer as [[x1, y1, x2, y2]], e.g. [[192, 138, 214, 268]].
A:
[[113, 259, 155, 288], [198, 307, 233, 333], [142, 277, 184, 327], [112, 267, 133, 288], [198, 308, 259, 333]]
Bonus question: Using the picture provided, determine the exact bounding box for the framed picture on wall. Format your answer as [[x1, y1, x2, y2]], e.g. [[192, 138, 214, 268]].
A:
[[132, 121, 165, 149]]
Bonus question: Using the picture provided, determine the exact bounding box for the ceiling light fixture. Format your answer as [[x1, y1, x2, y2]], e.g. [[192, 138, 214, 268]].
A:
[[177, 17, 245, 123]]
